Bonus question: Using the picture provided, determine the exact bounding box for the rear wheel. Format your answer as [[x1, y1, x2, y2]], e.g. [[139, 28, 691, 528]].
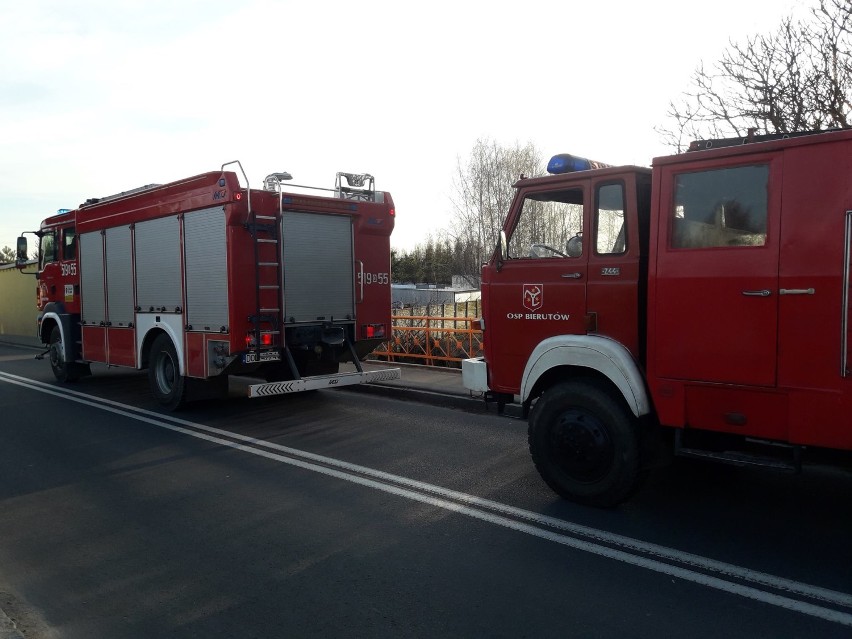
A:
[[148, 334, 187, 410], [48, 326, 87, 382], [528, 381, 642, 507]]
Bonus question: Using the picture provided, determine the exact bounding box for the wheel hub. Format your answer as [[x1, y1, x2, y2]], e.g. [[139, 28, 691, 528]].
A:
[[155, 354, 176, 394], [49, 341, 64, 368], [549, 408, 614, 482]]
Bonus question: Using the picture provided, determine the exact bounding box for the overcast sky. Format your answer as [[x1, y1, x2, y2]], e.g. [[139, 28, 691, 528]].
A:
[[0, 0, 805, 254]]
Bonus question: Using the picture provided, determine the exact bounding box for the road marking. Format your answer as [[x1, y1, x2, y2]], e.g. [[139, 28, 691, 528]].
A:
[[1, 370, 851, 626], [0, 355, 36, 363]]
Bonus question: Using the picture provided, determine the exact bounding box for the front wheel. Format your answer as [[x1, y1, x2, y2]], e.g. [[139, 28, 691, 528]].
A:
[[148, 334, 187, 410], [48, 326, 88, 382], [528, 381, 642, 507]]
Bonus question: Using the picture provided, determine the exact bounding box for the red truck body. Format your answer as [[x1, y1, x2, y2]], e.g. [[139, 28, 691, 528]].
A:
[[463, 129, 852, 505], [22, 163, 399, 408]]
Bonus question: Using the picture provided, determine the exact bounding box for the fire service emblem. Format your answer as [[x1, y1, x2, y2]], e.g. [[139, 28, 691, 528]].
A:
[[523, 284, 543, 312]]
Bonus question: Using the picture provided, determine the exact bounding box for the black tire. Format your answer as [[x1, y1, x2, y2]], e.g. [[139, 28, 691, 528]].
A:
[[48, 326, 86, 382], [528, 381, 642, 507], [148, 334, 187, 410]]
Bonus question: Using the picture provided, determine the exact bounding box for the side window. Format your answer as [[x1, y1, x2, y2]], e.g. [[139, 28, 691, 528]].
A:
[[595, 183, 626, 255], [63, 229, 77, 260], [39, 231, 57, 267], [507, 188, 584, 259], [671, 165, 769, 249]]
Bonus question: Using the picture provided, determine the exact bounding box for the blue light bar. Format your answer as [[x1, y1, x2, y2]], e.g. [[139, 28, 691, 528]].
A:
[[547, 153, 611, 174], [56, 208, 71, 215]]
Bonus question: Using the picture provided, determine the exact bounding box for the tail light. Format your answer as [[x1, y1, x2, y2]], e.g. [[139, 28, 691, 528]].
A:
[[362, 323, 386, 339], [245, 332, 275, 348]]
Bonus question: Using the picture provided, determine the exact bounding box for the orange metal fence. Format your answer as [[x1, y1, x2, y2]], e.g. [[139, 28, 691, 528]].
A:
[[371, 315, 483, 367]]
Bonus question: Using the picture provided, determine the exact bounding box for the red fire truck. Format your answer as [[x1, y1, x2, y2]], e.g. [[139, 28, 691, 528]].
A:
[[17, 161, 400, 409], [463, 129, 852, 506]]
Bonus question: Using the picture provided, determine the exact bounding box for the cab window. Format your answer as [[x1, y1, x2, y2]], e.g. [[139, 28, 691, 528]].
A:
[[508, 188, 584, 259], [671, 165, 768, 249], [39, 231, 57, 268], [595, 183, 626, 255], [63, 229, 77, 260]]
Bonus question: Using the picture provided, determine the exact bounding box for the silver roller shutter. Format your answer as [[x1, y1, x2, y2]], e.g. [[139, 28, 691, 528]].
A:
[[184, 206, 229, 331], [282, 212, 354, 323], [135, 215, 182, 312], [79, 231, 105, 325], [105, 226, 133, 326]]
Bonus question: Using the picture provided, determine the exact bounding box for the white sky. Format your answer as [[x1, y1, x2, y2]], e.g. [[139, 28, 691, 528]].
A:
[[0, 0, 806, 253]]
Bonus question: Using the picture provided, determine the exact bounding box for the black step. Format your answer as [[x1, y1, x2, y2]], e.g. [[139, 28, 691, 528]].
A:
[[676, 446, 800, 472]]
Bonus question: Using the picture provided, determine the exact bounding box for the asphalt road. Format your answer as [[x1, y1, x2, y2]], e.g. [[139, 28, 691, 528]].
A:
[[0, 343, 850, 638]]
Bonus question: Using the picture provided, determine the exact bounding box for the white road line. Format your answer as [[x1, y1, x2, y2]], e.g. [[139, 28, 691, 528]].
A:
[[1, 371, 851, 626]]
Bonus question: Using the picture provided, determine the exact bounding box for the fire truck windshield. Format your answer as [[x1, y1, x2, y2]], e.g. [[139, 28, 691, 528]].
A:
[[39, 230, 57, 268], [508, 188, 584, 259]]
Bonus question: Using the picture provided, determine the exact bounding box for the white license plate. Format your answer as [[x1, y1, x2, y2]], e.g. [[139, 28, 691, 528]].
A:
[[242, 350, 281, 364]]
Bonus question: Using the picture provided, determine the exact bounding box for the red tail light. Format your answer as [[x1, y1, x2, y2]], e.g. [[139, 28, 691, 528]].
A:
[[246, 332, 274, 347], [362, 323, 386, 339]]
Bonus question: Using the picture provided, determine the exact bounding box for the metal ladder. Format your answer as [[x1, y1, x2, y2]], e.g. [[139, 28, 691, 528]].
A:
[[247, 211, 283, 363], [219, 160, 292, 374]]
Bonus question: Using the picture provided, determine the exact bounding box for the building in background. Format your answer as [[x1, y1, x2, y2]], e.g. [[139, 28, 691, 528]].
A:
[[392, 278, 480, 309], [0, 261, 38, 343]]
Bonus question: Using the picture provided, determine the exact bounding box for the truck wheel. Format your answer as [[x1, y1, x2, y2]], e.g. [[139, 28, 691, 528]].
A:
[[49, 326, 86, 383], [148, 334, 187, 410], [528, 381, 641, 507]]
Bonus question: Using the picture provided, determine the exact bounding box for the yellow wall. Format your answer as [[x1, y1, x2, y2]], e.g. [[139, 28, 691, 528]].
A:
[[0, 263, 38, 338]]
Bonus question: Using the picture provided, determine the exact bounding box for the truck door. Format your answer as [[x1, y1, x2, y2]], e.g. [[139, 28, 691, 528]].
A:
[[654, 158, 782, 388], [485, 182, 589, 393], [586, 177, 647, 358]]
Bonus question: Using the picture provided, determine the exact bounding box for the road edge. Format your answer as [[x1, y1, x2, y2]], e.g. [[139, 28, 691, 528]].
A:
[[0, 607, 24, 639]]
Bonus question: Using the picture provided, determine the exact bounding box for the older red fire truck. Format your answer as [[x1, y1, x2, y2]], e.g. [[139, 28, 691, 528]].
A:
[[463, 129, 852, 506], [17, 161, 399, 409]]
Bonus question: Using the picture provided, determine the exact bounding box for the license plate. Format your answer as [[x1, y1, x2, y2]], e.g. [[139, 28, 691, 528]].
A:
[[242, 350, 281, 364]]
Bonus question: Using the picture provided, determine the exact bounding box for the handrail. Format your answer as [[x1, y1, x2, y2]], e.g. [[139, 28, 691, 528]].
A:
[[842, 210, 852, 376], [371, 315, 483, 367], [220, 160, 251, 222]]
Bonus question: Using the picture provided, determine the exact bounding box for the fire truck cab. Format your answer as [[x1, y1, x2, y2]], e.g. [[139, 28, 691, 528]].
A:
[[464, 129, 852, 506]]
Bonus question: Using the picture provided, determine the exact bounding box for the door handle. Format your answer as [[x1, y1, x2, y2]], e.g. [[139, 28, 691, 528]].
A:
[[356, 260, 364, 303], [561, 273, 582, 279], [779, 288, 815, 295], [742, 289, 772, 297]]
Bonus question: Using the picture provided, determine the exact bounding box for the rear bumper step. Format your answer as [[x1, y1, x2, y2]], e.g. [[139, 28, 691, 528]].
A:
[[247, 367, 401, 398]]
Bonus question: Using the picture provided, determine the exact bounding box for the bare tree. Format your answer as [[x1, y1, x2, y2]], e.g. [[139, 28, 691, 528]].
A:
[[448, 139, 545, 285], [660, 0, 851, 150], [0, 246, 16, 264]]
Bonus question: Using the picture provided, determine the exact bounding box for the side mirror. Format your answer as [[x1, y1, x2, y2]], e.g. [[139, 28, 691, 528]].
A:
[[496, 230, 508, 272], [16, 236, 28, 266], [566, 234, 583, 258]]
